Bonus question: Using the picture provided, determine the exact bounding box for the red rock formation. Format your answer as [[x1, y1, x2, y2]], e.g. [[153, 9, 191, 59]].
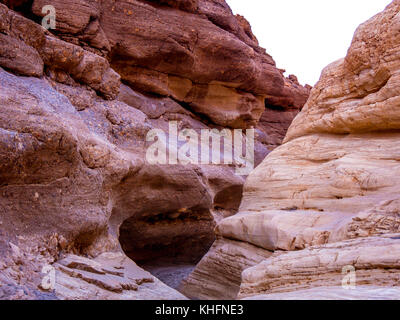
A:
[[28, 0, 310, 129], [0, 0, 310, 299]]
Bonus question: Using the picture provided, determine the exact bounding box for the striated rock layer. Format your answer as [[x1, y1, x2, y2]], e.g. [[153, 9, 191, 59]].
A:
[[182, 0, 400, 300], [180, 238, 272, 300], [239, 235, 400, 298], [0, 1, 309, 299], [2, 0, 310, 130]]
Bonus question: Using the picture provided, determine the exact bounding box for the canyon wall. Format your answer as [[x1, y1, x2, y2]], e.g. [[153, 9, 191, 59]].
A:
[[182, 0, 400, 300], [0, 0, 309, 299]]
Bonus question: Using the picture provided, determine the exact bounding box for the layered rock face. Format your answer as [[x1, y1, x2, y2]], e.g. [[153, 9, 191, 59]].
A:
[[0, 1, 309, 299], [27, 0, 310, 129], [182, 1, 400, 300]]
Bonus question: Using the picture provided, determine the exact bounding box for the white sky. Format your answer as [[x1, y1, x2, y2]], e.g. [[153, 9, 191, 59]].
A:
[[226, 0, 392, 86]]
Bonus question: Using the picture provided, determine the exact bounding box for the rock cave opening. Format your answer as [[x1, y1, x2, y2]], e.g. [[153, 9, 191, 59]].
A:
[[265, 103, 286, 112], [119, 208, 216, 291]]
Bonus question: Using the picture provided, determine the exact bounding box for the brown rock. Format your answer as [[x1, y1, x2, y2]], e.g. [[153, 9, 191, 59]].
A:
[[27, 0, 310, 128], [32, 0, 100, 35], [40, 35, 121, 99], [183, 84, 265, 128], [0, 65, 252, 298], [146, 0, 199, 13], [0, 0, 311, 300], [256, 107, 300, 150], [0, 3, 121, 99], [0, 33, 43, 76]]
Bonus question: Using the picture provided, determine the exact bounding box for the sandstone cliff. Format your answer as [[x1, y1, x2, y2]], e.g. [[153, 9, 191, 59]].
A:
[[182, 0, 400, 300], [0, 0, 309, 299]]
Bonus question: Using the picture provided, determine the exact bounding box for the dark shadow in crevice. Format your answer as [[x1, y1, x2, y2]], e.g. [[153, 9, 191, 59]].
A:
[[265, 103, 286, 112], [119, 208, 215, 289]]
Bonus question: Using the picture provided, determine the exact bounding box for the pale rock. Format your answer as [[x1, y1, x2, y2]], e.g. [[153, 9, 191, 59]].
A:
[[244, 286, 400, 300], [239, 235, 400, 298], [180, 238, 272, 300], [188, 1, 400, 300]]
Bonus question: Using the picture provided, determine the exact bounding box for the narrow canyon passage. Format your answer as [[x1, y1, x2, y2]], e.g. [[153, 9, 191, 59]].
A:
[[119, 208, 216, 290], [0, 0, 314, 300]]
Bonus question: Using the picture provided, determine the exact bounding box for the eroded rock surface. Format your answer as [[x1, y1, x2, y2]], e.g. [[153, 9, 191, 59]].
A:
[[239, 235, 400, 298], [5, 0, 310, 129], [54, 253, 186, 300], [183, 1, 400, 300], [243, 286, 400, 301], [0, 64, 241, 299], [180, 238, 272, 300], [0, 0, 310, 299]]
